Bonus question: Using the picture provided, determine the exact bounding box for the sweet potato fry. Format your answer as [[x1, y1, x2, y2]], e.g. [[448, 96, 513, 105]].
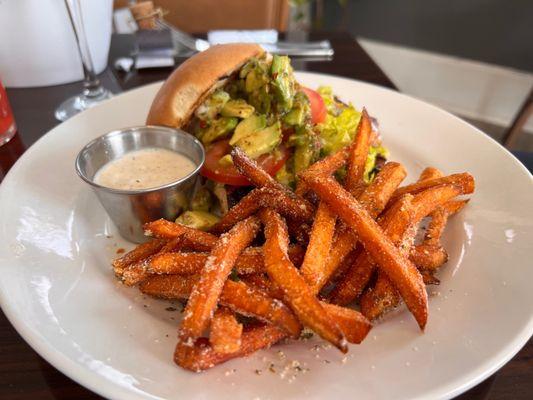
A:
[[300, 201, 337, 290], [360, 271, 401, 320], [293, 140, 358, 198], [333, 183, 465, 307], [417, 167, 445, 239], [412, 199, 467, 270], [392, 172, 475, 201], [330, 195, 414, 306], [149, 252, 212, 275], [285, 244, 306, 267], [210, 306, 242, 354], [300, 143, 352, 178], [121, 237, 184, 286], [175, 324, 286, 372], [409, 168, 466, 271], [326, 247, 362, 287], [231, 147, 287, 191], [415, 169, 468, 223], [410, 243, 448, 271], [286, 219, 311, 246], [144, 219, 218, 251], [358, 162, 407, 218], [421, 271, 440, 285], [321, 303, 372, 344], [220, 280, 301, 337], [357, 185, 469, 319], [300, 171, 428, 329], [417, 167, 445, 244], [310, 162, 407, 293], [359, 215, 418, 321], [410, 184, 466, 222], [328, 251, 374, 306], [260, 208, 348, 352], [112, 239, 166, 277], [232, 145, 313, 199], [345, 109, 371, 194], [141, 275, 302, 337], [178, 216, 261, 342], [240, 273, 287, 300], [241, 273, 371, 344], [121, 264, 148, 286], [149, 245, 304, 276], [294, 179, 309, 197], [441, 199, 468, 215], [410, 196, 466, 272], [211, 187, 314, 233], [139, 275, 195, 300], [418, 167, 443, 182], [424, 207, 450, 245]]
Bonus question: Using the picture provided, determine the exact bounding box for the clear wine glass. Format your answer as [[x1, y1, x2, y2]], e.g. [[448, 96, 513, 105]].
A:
[[55, 0, 113, 122]]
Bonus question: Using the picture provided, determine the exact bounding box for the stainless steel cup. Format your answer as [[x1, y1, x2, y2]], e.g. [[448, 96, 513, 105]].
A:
[[75, 126, 205, 243]]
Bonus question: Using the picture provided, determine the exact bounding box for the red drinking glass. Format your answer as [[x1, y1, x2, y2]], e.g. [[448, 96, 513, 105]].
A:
[[0, 79, 16, 147]]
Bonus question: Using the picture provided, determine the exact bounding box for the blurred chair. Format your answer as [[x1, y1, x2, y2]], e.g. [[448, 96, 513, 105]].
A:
[[114, 0, 132, 8], [116, 0, 289, 32], [502, 89, 533, 149]]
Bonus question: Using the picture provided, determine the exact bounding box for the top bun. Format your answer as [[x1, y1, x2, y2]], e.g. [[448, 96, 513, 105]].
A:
[[146, 43, 264, 128]]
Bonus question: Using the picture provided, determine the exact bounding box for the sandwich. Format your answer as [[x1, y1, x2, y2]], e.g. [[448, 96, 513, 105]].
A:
[[147, 43, 387, 229]]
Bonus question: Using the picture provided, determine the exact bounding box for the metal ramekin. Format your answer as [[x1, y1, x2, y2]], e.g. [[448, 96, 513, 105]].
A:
[[75, 126, 205, 243]]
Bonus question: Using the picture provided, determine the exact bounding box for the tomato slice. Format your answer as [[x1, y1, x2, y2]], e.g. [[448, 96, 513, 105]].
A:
[[301, 87, 327, 125], [200, 140, 289, 186]]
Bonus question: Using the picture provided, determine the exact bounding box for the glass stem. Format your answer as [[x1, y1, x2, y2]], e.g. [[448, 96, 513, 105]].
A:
[[64, 0, 104, 99]]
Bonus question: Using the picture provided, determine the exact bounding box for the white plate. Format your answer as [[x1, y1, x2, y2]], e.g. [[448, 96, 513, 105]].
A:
[[0, 72, 532, 400]]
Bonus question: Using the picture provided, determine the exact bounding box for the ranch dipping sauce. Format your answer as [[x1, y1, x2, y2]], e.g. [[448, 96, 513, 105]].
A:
[[94, 148, 196, 191]]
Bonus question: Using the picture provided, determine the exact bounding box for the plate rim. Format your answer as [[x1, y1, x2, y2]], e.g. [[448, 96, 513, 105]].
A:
[[0, 73, 531, 400]]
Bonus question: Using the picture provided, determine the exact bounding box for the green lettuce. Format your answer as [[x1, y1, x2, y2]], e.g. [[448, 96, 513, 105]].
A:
[[316, 86, 389, 183], [316, 86, 361, 155], [364, 145, 389, 183]]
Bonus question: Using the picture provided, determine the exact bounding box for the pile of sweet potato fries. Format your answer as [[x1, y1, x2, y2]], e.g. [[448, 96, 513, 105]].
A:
[[113, 110, 475, 371]]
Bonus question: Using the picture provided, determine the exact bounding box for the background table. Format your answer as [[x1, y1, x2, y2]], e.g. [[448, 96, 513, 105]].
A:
[[1, 32, 531, 399]]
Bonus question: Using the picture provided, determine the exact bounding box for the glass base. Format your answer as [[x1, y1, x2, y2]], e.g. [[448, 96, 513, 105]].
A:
[[55, 89, 113, 122]]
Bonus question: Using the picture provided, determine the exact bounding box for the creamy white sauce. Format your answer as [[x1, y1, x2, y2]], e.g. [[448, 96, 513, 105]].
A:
[[94, 148, 196, 190]]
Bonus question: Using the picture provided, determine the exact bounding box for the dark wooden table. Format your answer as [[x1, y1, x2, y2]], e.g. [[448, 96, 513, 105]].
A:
[[1, 32, 531, 400]]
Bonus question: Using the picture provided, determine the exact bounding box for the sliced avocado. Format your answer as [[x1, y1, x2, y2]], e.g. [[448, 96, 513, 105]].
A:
[[239, 59, 255, 79], [234, 121, 281, 159], [220, 99, 255, 119], [176, 211, 220, 231], [247, 85, 271, 115], [245, 68, 267, 92], [198, 117, 239, 145], [284, 107, 306, 126], [290, 126, 320, 174], [284, 91, 311, 126], [270, 55, 294, 113], [239, 57, 273, 114], [230, 114, 267, 146], [195, 90, 230, 121], [294, 143, 315, 174], [190, 186, 212, 212], [218, 154, 234, 167]]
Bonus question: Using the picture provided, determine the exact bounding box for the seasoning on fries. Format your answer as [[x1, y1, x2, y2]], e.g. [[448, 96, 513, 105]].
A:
[[178, 216, 261, 343]]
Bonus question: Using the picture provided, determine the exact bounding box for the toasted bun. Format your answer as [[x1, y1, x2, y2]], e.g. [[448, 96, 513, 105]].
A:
[[146, 43, 264, 128]]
